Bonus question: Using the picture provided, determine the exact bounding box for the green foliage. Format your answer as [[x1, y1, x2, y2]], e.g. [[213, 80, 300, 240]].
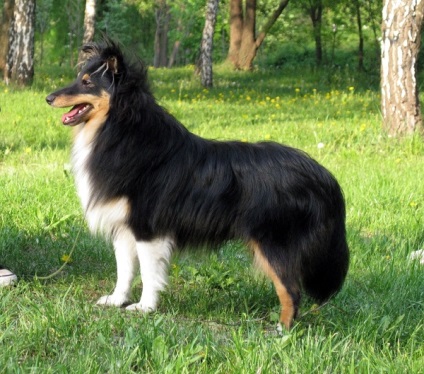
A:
[[28, 0, 383, 71], [167, 0, 208, 64], [259, 1, 381, 69], [97, 0, 155, 59], [0, 65, 423, 371], [33, 0, 86, 69]]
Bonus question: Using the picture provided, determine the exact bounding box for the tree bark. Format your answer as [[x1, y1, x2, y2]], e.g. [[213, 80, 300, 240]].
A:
[[168, 17, 183, 68], [200, 0, 219, 88], [154, 0, 169, 68], [353, 0, 364, 71], [238, 0, 256, 70], [82, 0, 96, 44], [78, 0, 96, 65], [168, 40, 180, 68], [227, 0, 243, 68], [0, 0, 14, 73], [381, 0, 424, 135], [229, 0, 289, 70], [4, 0, 35, 86], [308, 0, 323, 66]]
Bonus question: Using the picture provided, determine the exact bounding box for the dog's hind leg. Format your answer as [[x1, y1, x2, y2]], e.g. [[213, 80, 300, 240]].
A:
[[251, 241, 301, 330], [126, 237, 173, 312], [97, 227, 138, 307]]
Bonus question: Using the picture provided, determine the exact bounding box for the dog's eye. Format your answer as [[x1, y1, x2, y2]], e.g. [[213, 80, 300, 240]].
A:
[[82, 78, 92, 86]]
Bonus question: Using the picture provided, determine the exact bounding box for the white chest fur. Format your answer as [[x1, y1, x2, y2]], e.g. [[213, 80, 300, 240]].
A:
[[72, 130, 129, 237]]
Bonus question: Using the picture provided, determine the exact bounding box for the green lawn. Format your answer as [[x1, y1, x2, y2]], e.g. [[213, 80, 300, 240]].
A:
[[0, 65, 423, 372]]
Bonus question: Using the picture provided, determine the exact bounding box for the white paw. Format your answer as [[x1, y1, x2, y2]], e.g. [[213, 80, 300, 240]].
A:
[[276, 323, 284, 335], [125, 303, 155, 313], [96, 294, 129, 307]]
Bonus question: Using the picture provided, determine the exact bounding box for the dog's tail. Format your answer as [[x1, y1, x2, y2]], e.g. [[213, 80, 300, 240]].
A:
[[300, 215, 349, 303], [251, 201, 349, 329]]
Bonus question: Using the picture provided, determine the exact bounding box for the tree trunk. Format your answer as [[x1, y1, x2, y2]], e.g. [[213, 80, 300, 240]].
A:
[[309, 0, 323, 66], [168, 17, 183, 68], [365, 0, 381, 55], [4, 0, 35, 86], [227, 0, 243, 68], [229, 0, 289, 70], [255, 0, 289, 47], [168, 40, 180, 68], [238, 0, 256, 70], [200, 0, 219, 88], [82, 0, 96, 44], [154, 0, 169, 68], [381, 0, 424, 135], [0, 0, 14, 73], [353, 0, 364, 71], [78, 0, 96, 65]]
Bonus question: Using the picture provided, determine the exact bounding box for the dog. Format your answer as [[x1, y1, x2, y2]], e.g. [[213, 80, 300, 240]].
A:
[[46, 39, 349, 329]]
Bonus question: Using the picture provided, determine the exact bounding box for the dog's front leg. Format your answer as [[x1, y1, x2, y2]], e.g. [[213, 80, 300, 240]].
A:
[[97, 227, 138, 307], [126, 237, 173, 312]]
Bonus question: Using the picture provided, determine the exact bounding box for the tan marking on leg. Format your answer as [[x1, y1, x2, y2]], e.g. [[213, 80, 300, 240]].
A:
[[250, 241, 295, 330]]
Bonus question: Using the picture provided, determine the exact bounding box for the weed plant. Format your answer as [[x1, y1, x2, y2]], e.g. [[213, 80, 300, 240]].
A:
[[0, 65, 423, 372]]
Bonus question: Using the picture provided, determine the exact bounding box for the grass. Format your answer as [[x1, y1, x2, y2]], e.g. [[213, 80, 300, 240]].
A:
[[0, 64, 423, 372]]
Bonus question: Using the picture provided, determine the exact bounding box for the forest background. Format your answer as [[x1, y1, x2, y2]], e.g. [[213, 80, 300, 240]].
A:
[[3, 0, 383, 77]]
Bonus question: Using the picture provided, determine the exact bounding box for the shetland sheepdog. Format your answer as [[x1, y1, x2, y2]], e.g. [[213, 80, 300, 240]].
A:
[[46, 39, 349, 329]]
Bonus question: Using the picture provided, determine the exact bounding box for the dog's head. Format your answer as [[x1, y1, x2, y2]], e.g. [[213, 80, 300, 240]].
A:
[[46, 39, 135, 127]]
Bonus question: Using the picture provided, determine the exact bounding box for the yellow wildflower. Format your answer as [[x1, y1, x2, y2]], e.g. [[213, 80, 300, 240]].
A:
[[61, 254, 73, 264]]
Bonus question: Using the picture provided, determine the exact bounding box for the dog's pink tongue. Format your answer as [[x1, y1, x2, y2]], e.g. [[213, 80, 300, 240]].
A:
[[62, 105, 84, 124]]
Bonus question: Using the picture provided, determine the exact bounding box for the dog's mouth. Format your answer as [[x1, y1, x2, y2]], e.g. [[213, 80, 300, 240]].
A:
[[62, 103, 93, 126]]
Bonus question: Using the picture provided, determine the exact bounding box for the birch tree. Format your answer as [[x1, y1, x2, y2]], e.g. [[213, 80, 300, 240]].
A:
[[78, 0, 96, 65], [381, 0, 424, 135], [4, 0, 35, 86], [82, 0, 96, 44], [200, 0, 219, 87]]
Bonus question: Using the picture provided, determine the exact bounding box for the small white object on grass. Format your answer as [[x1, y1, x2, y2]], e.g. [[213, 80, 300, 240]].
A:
[[0, 267, 17, 286], [409, 250, 424, 265]]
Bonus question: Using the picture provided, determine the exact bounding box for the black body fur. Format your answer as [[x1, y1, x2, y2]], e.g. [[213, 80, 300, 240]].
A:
[[46, 39, 349, 328]]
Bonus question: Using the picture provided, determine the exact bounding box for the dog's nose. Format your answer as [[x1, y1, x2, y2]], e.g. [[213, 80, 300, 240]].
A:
[[45, 94, 55, 105]]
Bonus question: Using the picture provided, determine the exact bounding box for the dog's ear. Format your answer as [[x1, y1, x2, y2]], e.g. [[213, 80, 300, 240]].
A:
[[81, 43, 100, 59], [82, 38, 123, 75], [106, 56, 118, 75]]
